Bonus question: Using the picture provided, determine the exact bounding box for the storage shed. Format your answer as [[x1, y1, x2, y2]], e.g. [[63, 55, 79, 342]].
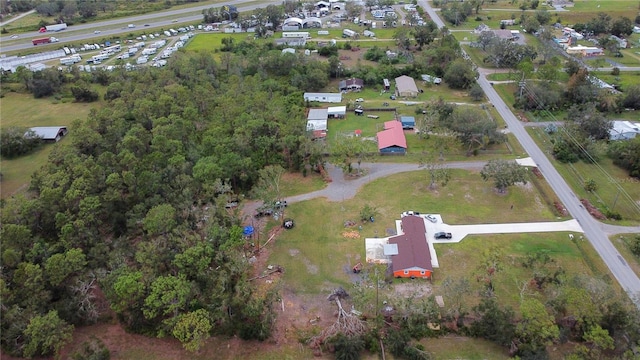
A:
[[399, 116, 415, 129], [328, 105, 347, 118], [395, 75, 419, 98], [28, 126, 68, 142]]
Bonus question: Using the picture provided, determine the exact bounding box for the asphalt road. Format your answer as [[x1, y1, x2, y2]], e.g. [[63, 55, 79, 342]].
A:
[[418, 0, 640, 304], [0, 0, 279, 54]]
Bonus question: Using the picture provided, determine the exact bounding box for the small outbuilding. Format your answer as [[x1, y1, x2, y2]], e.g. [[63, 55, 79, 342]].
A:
[[399, 116, 415, 129], [395, 75, 419, 98], [27, 126, 68, 142], [383, 78, 390, 90], [328, 105, 347, 118]]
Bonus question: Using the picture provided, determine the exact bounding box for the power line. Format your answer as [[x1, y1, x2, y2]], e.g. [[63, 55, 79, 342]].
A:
[[519, 81, 640, 216]]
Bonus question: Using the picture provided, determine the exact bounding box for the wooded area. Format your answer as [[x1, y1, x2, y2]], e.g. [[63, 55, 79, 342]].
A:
[[0, 48, 322, 357]]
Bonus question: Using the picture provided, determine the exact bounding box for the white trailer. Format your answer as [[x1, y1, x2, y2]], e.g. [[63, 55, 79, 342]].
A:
[[363, 30, 375, 37], [342, 29, 357, 38], [136, 56, 148, 64], [142, 48, 156, 55], [164, 31, 172, 37], [45, 23, 67, 32], [63, 47, 71, 55], [60, 57, 76, 65], [282, 31, 310, 39]]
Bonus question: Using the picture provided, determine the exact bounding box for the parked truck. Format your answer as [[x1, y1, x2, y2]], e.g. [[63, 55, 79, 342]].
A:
[[39, 23, 67, 32], [32, 37, 59, 45]]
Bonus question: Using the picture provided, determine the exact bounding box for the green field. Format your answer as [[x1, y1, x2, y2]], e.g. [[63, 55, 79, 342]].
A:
[[268, 168, 562, 294], [263, 167, 617, 331], [525, 126, 640, 223], [0, 92, 100, 198]]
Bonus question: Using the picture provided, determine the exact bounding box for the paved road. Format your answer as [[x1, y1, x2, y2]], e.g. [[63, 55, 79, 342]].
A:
[[480, 77, 640, 302], [286, 161, 486, 203], [418, 0, 640, 305], [0, 0, 278, 54]]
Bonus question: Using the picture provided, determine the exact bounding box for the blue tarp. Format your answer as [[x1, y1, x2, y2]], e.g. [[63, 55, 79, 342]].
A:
[[243, 226, 254, 236]]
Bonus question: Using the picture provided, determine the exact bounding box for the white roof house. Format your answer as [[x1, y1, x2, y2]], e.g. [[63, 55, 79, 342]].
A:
[[609, 121, 640, 140], [304, 92, 342, 103], [327, 105, 347, 118]]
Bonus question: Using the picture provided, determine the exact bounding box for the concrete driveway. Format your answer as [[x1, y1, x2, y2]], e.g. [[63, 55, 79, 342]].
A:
[[426, 214, 583, 244]]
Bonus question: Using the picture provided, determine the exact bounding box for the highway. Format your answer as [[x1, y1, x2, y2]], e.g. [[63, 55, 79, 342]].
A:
[[0, 0, 279, 54], [418, 0, 640, 304]]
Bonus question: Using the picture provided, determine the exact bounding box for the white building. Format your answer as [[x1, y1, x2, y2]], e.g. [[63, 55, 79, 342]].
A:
[[609, 121, 640, 140], [303, 92, 342, 103]]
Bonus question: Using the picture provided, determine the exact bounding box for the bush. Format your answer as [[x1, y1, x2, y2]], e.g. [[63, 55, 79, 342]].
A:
[[629, 236, 640, 257], [0, 127, 43, 158], [71, 85, 99, 102], [604, 210, 621, 221], [611, 67, 620, 76], [70, 336, 110, 360]]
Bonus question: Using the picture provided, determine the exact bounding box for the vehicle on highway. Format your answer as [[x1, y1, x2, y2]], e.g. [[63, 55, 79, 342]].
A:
[[94, 30, 101, 34], [10, 34, 19, 39], [32, 37, 58, 45], [144, 24, 150, 27], [128, 24, 135, 28], [434, 232, 452, 239], [172, 19, 179, 23], [425, 214, 437, 223]]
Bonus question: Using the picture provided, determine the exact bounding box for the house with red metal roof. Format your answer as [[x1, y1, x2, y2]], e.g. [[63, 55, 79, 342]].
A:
[[376, 120, 407, 155], [387, 215, 432, 279]]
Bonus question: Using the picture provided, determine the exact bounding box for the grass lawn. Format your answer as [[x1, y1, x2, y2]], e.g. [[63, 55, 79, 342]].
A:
[[591, 71, 640, 92], [268, 168, 561, 294], [420, 335, 511, 360], [186, 33, 255, 52], [0, 91, 100, 198], [610, 234, 640, 279], [525, 126, 640, 223], [281, 172, 327, 197]]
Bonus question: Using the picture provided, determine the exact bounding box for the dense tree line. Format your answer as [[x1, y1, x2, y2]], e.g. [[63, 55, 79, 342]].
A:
[[0, 48, 325, 357], [347, 250, 640, 360]]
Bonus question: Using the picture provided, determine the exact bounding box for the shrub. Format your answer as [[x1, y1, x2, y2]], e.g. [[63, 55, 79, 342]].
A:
[[629, 236, 640, 257], [0, 127, 43, 158]]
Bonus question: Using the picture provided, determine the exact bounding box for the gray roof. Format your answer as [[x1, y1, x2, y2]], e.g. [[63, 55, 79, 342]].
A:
[[28, 126, 67, 140], [307, 108, 328, 121], [395, 75, 418, 94]]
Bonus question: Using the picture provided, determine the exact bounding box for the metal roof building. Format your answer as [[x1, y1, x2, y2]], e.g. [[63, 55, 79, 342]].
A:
[[28, 126, 68, 142]]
